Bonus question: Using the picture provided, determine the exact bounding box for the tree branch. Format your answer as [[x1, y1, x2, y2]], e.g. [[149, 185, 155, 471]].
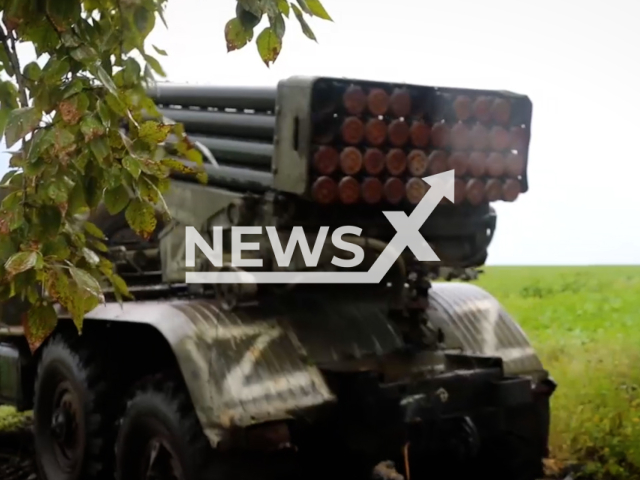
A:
[[0, 27, 28, 108]]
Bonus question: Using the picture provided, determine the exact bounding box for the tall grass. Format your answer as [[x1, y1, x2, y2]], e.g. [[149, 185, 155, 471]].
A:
[[477, 266, 640, 479]]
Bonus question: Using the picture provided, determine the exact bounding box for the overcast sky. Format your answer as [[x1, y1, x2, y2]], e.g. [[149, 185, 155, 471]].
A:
[[1, 0, 638, 265]]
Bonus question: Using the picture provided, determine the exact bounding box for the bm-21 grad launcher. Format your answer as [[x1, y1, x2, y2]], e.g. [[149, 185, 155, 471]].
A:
[[0, 77, 556, 480]]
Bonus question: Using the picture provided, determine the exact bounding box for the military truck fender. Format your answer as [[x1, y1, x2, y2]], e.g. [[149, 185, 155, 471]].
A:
[[427, 281, 556, 462], [427, 282, 550, 384], [51, 282, 553, 451], [76, 299, 336, 448]]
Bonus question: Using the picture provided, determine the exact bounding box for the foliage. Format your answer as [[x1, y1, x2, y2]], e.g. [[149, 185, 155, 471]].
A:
[[477, 266, 640, 480], [0, 405, 31, 432], [0, 0, 331, 351]]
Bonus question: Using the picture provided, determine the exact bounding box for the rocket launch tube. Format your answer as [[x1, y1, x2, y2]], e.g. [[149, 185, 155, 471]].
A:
[[146, 83, 277, 112], [181, 134, 273, 168], [157, 108, 275, 140]]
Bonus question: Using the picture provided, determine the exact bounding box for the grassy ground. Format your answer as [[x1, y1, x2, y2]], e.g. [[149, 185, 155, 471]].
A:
[[0, 406, 31, 432], [476, 266, 640, 479]]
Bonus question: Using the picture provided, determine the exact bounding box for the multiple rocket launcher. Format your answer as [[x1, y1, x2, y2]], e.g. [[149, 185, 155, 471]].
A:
[[147, 76, 532, 210]]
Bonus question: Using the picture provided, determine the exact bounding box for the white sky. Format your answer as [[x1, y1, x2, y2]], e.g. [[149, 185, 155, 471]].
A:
[[1, 0, 639, 265]]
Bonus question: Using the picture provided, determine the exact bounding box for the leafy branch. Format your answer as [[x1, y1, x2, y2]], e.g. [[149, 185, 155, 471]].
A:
[[227, 0, 332, 66], [0, 0, 332, 352]]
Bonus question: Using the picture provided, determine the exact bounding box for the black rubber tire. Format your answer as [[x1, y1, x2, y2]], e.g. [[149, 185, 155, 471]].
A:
[[33, 335, 114, 480], [477, 402, 548, 480], [114, 375, 211, 480]]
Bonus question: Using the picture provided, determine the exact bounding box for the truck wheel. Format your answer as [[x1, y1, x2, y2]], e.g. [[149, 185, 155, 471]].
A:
[[114, 376, 210, 480], [479, 402, 548, 480], [33, 336, 113, 480]]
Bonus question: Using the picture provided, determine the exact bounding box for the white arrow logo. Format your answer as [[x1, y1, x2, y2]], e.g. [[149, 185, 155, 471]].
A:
[[186, 170, 455, 284]]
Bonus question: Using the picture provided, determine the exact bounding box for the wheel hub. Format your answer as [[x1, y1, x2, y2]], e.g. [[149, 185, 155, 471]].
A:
[[50, 383, 83, 472], [51, 408, 71, 441], [141, 437, 184, 480]]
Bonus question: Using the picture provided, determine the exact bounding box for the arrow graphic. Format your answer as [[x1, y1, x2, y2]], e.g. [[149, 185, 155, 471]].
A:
[[185, 170, 455, 284]]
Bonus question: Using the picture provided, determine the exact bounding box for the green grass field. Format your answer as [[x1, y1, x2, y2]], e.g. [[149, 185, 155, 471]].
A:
[[0, 266, 637, 478], [476, 266, 640, 479]]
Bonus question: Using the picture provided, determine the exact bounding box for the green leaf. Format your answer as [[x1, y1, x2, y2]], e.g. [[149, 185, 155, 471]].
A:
[[50, 127, 76, 151], [0, 236, 17, 263], [109, 272, 132, 299], [60, 30, 81, 48], [139, 177, 160, 203], [24, 157, 46, 176], [155, 2, 168, 28], [138, 120, 171, 144], [84, 176, 103, 208], [41, 237, 70, 260], [90, 239, 108, 252], [5, 251, 39, 276], [291, 4, 317, 41], [27, 129, 54, 161], [25, 301, 58, 352], [23, 62, 42, 81], [138, 157, 169, 177], [1, 190, 21, 210], [62, 78, 85, 99], [0, 170, 17, 185], [277, 0, 290, 17], [89, 137, 110, 161], [152, 45, 168, 56], [84, 221, 106, 239], [37, 206, 63, 238], [143, 54, 166, 77], [46, 178, 69, 204], [134, 5, 156, 36], [122, 57, 142, 85], [80, 115, 106, 142], [68, 181, 88, 215], [46, 0, 81, 32], [70, 266, 102, 297], [70, 44, 98, 63], [82, 247, 100, 265], [42, 56, 71, 82], [125, 198, 157, 240], [237, 0, 263, 17], [93, 64, 119, 97], [123, 155, 142, 179], [236, 2, 263, 28], [96, 99, 112, 127], [161, 158, 196, 174], [45, 267, 70, 304], [104, 185, 130, 215], [196, 171, 208, 184], [105, 93, 126, 116], [4, 107, 41, 148], [256, 27, 283, 67], [295, 0, 311, 14], [0, 107, 9, 139], [304, 0, 332, 20], [72, 151, 90, 173], [0, 80, 19, 110], [0, 48, 15, 76], [8, 153, 25, 169], [225, 18, 253, 52], [269, 13, 286, 39]]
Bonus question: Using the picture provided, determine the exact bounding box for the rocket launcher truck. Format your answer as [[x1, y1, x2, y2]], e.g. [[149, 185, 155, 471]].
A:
[[0, 76, 555, 480]]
